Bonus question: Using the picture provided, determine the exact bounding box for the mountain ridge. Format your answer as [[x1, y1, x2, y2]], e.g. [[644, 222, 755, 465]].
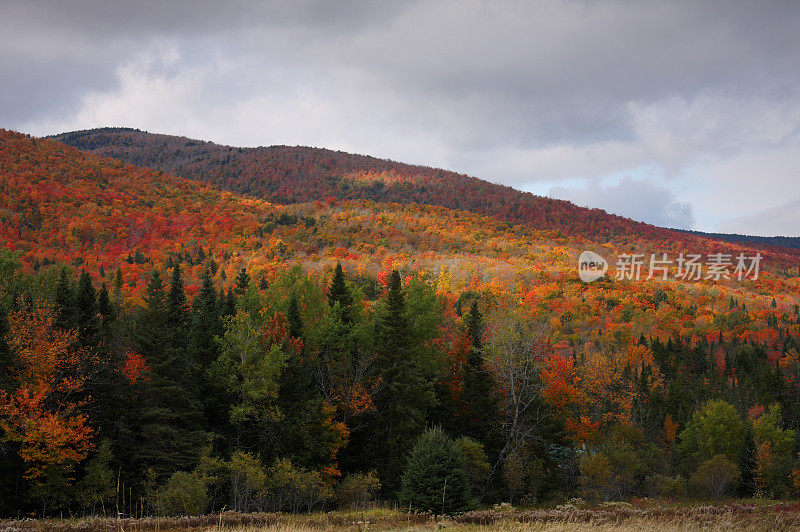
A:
[[50, 127, 799, 255]]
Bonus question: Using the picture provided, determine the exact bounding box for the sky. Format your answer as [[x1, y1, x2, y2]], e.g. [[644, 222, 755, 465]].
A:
[[2, 1, 800, 236]]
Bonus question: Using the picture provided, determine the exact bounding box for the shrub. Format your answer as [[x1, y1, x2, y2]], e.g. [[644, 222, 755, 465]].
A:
[[598, 426, 650, 498], [454, 437, 490, 498], [690, 454, 741, 499], [229, 451, 268, 513], [579, 453, 613, 501], [266, 458, 332, 513], [335, 471, 381, 509], [77, 439, 115, 515], [399, 427, 473, 514], [193, 448, 230, 512], [160, 471, 208, 516], [753, 404, 796, 498], [645, 474, 687, 499], [502, 445, 545, 505]]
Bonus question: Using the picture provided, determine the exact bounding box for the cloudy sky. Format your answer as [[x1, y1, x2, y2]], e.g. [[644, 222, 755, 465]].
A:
[[3, 1, 800, 236]]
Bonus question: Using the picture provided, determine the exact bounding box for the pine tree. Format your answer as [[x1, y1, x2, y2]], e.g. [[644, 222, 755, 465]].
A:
[[112, 267, 124, 308], [190, 267, 227, 434], [167, 264, 188, 329], [53, 268, 74, 330], [128, 269, 206, 482], [223, 288, 237, 319], [75, 270, 99, 348], [399, 427, 473, 513], [371, 270, 435, 494], [328, 262, 353, 325], [234, 267, 250, 296], [190, 268, 220, 369], [460, 301, 499, 451]]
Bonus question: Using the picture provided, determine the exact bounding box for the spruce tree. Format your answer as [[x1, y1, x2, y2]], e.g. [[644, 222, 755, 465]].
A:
[[112, 267, 124, 308], [97, 283, 115, 338], [328, 262, 353, 325], [128, 269, 205, 481], [399, 427, 473, 513], [165, 264, 191, 386], [223, 288, 237, 319], [89, 281, 122, 441], [53, 268, 75, 330], [190, 268, 220, 369], [137, 270, 168, 367], [234, 267, 250, 296], [460, 301, 499, 451], [75, 270, 99, 348], [167, 263, 188, 329], [371, 270, 435, 494], [190, 267, 227, 434]]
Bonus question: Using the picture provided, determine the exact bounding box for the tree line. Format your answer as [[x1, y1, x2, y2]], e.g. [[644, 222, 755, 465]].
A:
[[2, 254, 800, 517]]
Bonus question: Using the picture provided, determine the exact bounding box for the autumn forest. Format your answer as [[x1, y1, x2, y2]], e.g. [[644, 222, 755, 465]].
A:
[[4, 128, 800, 518]]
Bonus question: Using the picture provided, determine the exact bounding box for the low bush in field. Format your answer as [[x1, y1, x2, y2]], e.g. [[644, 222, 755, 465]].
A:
[[690, 454, 741, 499], [335, 471, 381, 510]]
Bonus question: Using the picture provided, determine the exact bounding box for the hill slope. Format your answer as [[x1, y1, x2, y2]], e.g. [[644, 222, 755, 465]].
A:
[[5, 128, 800, 514], [52, 128, 755, 251], [1, 127, 798, 338]]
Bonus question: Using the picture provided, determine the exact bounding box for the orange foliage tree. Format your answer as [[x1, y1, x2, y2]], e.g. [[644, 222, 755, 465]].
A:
[[0, 300, 93, 479]]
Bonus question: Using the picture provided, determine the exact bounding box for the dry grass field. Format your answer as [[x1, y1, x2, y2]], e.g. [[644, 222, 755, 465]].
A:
[[4, 502, 800, 531]]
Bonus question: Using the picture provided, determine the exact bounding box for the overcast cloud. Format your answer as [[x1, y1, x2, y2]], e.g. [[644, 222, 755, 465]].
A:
[[2, 0, 800, 235]]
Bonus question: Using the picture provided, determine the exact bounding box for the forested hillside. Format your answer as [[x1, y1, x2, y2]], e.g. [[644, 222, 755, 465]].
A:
[[4, 129, 800, 517], [53, 128, 792, 255]]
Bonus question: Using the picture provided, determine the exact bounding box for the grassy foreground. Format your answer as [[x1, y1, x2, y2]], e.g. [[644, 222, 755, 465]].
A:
[[4, 502, 800, 531]]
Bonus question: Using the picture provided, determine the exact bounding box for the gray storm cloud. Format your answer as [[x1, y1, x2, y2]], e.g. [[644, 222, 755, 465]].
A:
[[2, 0, 800, 235]]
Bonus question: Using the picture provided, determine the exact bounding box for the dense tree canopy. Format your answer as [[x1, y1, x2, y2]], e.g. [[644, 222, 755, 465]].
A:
[[3, 129, 800, 515]]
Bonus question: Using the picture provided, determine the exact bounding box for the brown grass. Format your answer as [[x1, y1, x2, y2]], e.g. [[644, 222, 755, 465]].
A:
[[3, 502, 800, 531]]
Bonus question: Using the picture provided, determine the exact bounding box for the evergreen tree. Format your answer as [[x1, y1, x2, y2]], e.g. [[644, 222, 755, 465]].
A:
[[328, 262, 353, 325], [112, 267, 124, 308], [190, 267, 227, 435], [90, 280, 123, 437], [465, 300, 483, 349], [137, 270, 168, 367], [165, 264, 191, 388], [97, 283, 115, 339], [53, 268, 74, 330], [234, 267, 250, 296], [167, 264, 188, 329], [399, 427, 473, 513], [128, 269, 206, 482], [460, 301, 500, 452], [223, 288, 237, 319], [190, 268, 220, 369], [371, 270, 435, 494], [75, 270, 99, 348]]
